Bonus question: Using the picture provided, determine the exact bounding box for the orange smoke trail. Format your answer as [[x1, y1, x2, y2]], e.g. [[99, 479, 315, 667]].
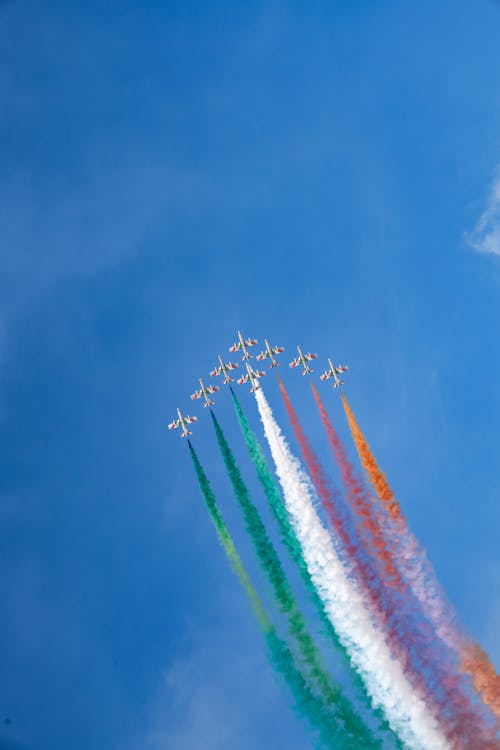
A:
[[462, 646, 500, 718], [341, 392, 500, 721]]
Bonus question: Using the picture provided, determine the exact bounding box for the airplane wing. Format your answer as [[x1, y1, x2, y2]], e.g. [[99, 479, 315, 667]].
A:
[[206, 384, 220, 394], [244, 338, 258, 346], [185, 416, 198, 424], [191, 390, 202, 400], [168, 419, 180, 430], [336, 365, 348, 373], [226, 362, 238, 370], [289, 358, 300, 368], [271, 346, 284, 354], [229, 342, 242, 352], [254, 370, 266, 378], [210, 366, 222, 377], [319, 371, 331, 381], [237, 374, 249, 385], [256, 351, 268, 361], [305, 352, 318, 361]]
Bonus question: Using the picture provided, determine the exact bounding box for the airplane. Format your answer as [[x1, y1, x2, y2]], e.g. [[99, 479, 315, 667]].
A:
[[229, 330, 258, 360], [191, 378, 220, 407], [289, 345, 318, 375], [320, 358, 349, 389], [168, 408, 198, 438], [210, 354, 239, 384], [256, 339, 285, 368], [237, 363, 266, 392]]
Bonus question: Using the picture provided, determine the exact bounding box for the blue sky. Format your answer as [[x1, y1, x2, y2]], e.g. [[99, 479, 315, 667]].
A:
[[1, 2, 500, 748]]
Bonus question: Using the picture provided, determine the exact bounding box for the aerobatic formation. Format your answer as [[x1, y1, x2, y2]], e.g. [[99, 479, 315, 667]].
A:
[[168, 330, 500, 750]]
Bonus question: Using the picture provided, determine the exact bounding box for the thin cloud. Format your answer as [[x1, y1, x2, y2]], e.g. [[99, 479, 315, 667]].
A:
[[466, 170, 500, 256]]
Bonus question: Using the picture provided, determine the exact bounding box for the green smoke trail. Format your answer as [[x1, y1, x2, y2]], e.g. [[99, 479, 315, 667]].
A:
[[188, 440, 356, 750], [210, 413, 379, 749], [230, 388, 403, 749]]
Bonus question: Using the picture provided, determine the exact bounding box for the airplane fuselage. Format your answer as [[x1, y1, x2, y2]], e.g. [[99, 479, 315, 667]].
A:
[[199, 378, 215, 407], [264, 339, 278, 367], [245, 363, 262, 391], [218, 354, 230, 379], [247, 366, 259, 391], [328, 358, 343, 387], [217, 354, 236, 383], [238, 330, 252, 360], [176, 408, 191, 437], [297, 346, 310, 371]]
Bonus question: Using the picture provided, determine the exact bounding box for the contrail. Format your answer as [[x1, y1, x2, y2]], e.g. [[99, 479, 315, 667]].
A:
[[188, 440, 357, 749], [341, 392, 500, 722], [254, 386, 451, 750], [308, 382, 495, 748], [210, 412, 379, 748], [230, 388, 399, 748]]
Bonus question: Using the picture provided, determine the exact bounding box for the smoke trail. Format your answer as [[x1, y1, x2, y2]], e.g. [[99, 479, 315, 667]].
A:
[[341, 393, 500, 721], [210, 412, 378, 748], [254, 386, 452, 750], [189, 439, 269, 628], [304, 380, 403, 591], [309, 382, 496, 748], [277, 377, 383, 596], [188, 440, 357, 750], [230, 388, 399, 748]]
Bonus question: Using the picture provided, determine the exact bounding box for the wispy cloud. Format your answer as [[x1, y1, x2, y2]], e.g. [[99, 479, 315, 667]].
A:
[[466, 170, 500, 256], [127, 600, 310, 750]]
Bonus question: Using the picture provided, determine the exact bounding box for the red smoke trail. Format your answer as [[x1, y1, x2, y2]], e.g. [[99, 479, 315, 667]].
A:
[[278, 375, 496, 749], [341, 392, 500, 722]]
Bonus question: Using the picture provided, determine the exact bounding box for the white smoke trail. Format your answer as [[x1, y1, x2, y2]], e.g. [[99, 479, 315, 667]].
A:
[[255, 387, 451, 750]]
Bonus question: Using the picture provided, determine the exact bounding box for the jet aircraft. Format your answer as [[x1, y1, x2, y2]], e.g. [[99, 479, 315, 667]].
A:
[[289, 345, 318, 375], [320, 358, 348, 388], [168, 408, 198, 438], [237, 363, 266, 392], [210, 355, 239, 384], [256, 339, 284, 368], [229, 330, 258, 360], [191, 378, 220, 407]]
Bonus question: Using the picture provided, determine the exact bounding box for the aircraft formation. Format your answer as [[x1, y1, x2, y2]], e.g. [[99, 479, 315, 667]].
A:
[[168, 331, 348, 437]]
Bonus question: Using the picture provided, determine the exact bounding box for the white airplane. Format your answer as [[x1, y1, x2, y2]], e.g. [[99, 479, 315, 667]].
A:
[[289, 345, 318, 375], [237, 363, 266, 392], [191, 378, 220, 407], [210, 355, 239, 384], [229, 330, 258, 360], [168, 408, 198, 438], [320, 358, 349, 389], [256, 339, 285, 368]]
